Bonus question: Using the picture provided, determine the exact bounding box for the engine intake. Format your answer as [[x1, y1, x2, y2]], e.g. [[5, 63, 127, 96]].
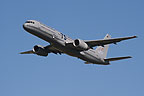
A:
[[73, 39, 89, 50], [33, 45, 48, 56]]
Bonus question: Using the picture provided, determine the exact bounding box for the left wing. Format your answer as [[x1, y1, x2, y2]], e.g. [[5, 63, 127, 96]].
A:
[[44, 45, 62, 54], [20, 50, 34, 54], [20, 45, 62, 55], [84, 35, 137, 48]]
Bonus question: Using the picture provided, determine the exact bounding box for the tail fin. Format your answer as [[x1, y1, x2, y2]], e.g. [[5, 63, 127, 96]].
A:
[[95, 34, 111, 59]]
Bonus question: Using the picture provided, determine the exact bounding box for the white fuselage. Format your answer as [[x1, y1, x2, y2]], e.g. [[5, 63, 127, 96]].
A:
[[23, 20, 109, 65]]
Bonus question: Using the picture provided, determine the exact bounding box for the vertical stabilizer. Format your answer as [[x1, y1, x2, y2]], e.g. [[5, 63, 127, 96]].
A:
[[95, 34, 111, 59]]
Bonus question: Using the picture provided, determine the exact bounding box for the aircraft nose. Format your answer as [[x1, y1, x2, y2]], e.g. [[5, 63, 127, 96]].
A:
[[23, 23, 27, 29]]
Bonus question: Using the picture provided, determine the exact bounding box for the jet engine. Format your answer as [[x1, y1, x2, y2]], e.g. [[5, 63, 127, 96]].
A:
[[73, 39, 89, 50], [33, 45, 48, 56]]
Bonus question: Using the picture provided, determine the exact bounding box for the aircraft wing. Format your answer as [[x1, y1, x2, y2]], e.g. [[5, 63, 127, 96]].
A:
[[20, 45, 62, 55], [84, 36, 137, 48], [44, 45, 62, 54], [20, 50, 34, 54]]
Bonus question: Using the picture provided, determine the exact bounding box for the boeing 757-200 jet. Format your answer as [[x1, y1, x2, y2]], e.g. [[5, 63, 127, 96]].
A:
[[20, 20, 137, 65]]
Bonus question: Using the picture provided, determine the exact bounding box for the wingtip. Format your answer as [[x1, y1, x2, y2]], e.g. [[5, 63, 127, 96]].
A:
[[19, 52, 25, 54], [133, 36, 137, 38], [19, 50, 34, 54], [127, 56, 132, 58]]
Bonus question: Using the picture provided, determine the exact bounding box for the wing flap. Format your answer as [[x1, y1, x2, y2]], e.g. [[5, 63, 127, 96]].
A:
[[44, 45, 63, 54], [104, 56, 132, 61]]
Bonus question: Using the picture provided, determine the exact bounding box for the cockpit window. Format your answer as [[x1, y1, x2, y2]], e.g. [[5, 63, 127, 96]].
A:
[[25, 21, 35, 24]]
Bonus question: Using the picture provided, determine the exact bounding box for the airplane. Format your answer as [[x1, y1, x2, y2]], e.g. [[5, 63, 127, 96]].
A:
[[20, 20, 137, 65]]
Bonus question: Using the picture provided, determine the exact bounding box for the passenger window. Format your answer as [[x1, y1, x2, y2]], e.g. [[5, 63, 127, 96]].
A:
[[25, 21, 34, 24]]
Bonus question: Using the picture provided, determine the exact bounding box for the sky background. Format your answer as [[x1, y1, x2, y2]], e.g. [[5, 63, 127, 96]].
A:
[[0, 0, 144, 96]]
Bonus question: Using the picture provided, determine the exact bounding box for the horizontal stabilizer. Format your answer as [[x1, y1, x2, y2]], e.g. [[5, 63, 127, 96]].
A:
[[104, 56, 132, 61]]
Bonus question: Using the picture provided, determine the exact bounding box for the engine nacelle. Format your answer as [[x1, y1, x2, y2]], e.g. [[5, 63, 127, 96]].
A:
[[73, 39, 89, 50], [33, 45, 48, 56]]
